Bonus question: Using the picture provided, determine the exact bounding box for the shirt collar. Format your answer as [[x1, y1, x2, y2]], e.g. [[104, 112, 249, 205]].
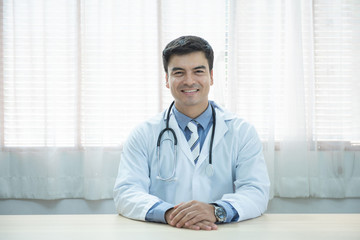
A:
[[172, 103, 213, 131]]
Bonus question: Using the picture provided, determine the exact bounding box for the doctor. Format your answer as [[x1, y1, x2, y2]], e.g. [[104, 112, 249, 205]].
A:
[[113, 36, 270, 231]]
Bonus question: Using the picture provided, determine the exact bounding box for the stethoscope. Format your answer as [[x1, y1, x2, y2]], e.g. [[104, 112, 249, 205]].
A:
[[156, 101, 216, 181]]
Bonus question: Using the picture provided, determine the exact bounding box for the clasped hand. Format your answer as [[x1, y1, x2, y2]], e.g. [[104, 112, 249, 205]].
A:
[[165, 200, 218, 231]]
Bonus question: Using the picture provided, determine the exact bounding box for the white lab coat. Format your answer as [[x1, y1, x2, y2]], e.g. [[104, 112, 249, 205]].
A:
[[113, 101, 270, 222]]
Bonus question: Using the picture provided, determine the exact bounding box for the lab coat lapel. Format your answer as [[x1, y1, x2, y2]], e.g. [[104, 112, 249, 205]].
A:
[[196, 108, 229, 166], [168, 112, 194, 165]]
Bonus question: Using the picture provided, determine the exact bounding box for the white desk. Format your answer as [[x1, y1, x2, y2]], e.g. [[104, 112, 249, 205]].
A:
[[0, 214, 359, 240]]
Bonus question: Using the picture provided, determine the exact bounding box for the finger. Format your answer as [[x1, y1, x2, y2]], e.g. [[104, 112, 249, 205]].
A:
[[173, 202, 184, 209], [195, 222, 212, 231], [189, 221, 217, 231], [188, 224, 201, 231], [169, 201, 191, 219], [174, 210, 198, 228], [208, 222, 218, 230], [171, 207, 197, 227], [182, 220, 209, 231], [199, 220, 218, 230], [169, 202, 193, 225], [181, 220, 218, 231], [184, 213, 205, 227]]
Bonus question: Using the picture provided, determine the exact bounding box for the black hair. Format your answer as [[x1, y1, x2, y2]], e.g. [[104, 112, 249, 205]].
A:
[[162, 36, 214, 73]]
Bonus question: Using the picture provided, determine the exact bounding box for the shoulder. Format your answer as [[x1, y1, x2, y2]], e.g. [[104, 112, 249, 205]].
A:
[[211, 101, 259, 139], [130, 111, 164, 137], [124, 111, 165, 148], [227, 117, 259, 141]]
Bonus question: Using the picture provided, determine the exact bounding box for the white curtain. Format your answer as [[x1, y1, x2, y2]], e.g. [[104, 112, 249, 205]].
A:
[[1, 0, 359, 200]]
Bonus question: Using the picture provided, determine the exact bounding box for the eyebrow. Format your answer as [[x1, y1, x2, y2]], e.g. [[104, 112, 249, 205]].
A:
[[193, 65, 207, 70], [171, 67, 184, 72], [171, 65, 207, 72]]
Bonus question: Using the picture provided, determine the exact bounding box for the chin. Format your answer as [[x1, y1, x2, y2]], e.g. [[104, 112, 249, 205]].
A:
[[184, 100, 207, 108]]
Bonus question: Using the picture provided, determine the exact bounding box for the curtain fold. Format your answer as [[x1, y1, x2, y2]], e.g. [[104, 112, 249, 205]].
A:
[[1, 0, 359, 200], [0, 148, 120, 199]]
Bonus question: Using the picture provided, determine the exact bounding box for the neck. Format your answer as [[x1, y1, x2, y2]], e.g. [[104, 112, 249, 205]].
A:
[[174, 101, 209, 119]]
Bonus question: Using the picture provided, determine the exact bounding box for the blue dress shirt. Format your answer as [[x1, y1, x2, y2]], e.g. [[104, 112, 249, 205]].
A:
[[172, 103, 213, 151]]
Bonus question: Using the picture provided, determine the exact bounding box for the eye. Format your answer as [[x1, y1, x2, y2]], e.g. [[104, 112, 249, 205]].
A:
[[173, 71, 183, 76]]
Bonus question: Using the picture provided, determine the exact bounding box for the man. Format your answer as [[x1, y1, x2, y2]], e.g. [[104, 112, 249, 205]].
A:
[[113, 36, 270, 231]]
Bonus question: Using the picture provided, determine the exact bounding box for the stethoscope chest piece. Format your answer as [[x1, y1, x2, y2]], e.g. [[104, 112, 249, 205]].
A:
[[206, 164, 214, 177]]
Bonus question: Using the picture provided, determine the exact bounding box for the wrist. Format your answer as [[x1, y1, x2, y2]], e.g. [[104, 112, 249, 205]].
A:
[[164, 207, 174, 224]]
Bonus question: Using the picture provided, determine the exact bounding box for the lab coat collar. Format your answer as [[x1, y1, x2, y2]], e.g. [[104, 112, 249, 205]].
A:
[[163, 100, 236, 122]]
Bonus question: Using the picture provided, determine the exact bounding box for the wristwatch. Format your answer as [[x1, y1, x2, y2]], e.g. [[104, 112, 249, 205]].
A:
[[212, 204, 227, 223]]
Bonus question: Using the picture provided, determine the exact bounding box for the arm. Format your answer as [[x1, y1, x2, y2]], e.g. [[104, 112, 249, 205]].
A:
[[113, 125, 173, 221], [221, 124, 270, 221]]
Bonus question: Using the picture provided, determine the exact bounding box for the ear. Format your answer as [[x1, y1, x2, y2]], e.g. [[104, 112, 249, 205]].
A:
[[165, 73, 170, 89], [210, 69, 214, 86]]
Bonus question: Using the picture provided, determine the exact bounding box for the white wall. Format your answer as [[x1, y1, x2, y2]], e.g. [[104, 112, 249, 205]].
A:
[[1, 198, 359, 215]]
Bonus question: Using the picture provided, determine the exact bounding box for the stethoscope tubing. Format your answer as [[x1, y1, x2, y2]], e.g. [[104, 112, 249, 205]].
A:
[[156, 101, 216, 181]]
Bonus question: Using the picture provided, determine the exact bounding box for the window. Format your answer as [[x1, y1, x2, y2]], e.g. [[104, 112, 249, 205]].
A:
[[1, 0, 160, 147], [226, 0, 360, 149], [312, 0, 360, 145], [1, 0, 359, 149]]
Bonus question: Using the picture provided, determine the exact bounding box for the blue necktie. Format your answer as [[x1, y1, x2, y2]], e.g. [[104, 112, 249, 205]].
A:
[[187, 121, 200, 164]]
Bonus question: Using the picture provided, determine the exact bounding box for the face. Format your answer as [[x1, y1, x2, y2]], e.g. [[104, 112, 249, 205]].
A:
[[166, 51, 213, 117]]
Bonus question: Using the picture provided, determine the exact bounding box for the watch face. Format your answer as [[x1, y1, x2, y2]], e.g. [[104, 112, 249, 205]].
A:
[[215, 206, 226, 222]]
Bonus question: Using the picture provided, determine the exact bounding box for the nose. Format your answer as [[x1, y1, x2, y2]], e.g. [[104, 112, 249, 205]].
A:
[[183, 72, 196, 85]]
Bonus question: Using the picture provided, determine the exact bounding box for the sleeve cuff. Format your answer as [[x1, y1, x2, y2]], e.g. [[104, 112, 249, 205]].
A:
[[145, 201, 174, 223]]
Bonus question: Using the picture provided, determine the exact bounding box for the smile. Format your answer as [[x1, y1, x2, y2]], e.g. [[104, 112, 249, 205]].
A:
[[181, 89, 199, 93]]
